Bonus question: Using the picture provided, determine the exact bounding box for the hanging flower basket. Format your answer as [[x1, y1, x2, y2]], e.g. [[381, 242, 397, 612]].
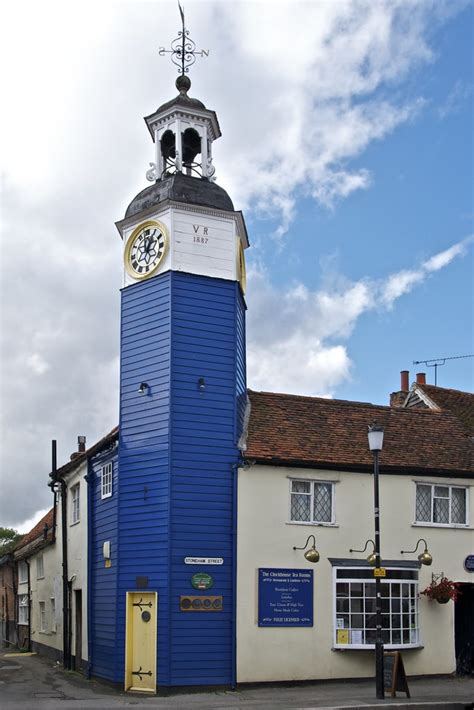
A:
[[420, 577, 461, 604]]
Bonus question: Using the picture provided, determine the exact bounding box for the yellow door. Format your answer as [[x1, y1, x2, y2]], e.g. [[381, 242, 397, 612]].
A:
[[124, 592, 157, 693]]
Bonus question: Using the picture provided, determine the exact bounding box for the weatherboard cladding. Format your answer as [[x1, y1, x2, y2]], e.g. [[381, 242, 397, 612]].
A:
[[89, 446, 119, 681], [113, 270, 243, 687], [117, 272, 171, 685], [168, 272, 242, 685]]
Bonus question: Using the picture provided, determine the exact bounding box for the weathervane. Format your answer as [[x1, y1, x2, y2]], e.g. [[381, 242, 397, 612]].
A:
[[159, 2, 209, 77]]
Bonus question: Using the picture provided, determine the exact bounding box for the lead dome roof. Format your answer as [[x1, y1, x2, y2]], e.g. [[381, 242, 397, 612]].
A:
[[125, 173, 234, 219]]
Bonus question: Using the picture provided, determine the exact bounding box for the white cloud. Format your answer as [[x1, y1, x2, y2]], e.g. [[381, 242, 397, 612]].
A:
[[422, 237, 473, 272], [16, 507, 52, 535], [247, 238, 471, 395], [0, 0, 470, 527], [438, 79, 473, 119], [26, 354, 50, 376]]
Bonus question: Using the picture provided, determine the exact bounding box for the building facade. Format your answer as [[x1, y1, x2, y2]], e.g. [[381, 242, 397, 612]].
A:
[[11, 49, 474, 692]]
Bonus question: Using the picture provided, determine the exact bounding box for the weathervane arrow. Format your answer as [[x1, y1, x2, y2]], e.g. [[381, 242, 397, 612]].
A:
[[158, 1, 209, 76]]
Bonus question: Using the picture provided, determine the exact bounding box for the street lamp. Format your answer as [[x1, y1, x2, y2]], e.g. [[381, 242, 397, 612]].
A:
[[292, 534, 320, 563], [368, 422, 385, 700]]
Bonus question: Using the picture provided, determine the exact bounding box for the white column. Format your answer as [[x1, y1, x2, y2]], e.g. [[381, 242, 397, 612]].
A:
[[200, 126, 208, 179], [175, 118, 182, 172], [155, 128, 163, 178]]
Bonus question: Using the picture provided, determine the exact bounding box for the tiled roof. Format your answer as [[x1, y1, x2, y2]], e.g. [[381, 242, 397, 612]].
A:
[[51, 426, 118, 481], [417, 384, 474, 436], [14, 508, 54, 554], [245, 390, 473, 475]]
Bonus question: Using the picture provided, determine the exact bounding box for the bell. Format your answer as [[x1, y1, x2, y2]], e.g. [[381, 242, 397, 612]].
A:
[[304, 547, 320, 564], [182, 127, 201, 165], [418, 550, 433, 566], [161, 130, 176, 161]]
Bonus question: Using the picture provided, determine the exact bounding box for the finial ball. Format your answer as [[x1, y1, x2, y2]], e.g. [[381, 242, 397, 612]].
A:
[[176, 74, 191, 93]]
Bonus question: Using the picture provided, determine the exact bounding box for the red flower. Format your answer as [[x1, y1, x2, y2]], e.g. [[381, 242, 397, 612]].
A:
[[420, 577, 461, 603]]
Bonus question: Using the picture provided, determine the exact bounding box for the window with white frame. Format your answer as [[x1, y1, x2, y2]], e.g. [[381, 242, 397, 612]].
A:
[[39, 601, 46, 632], [18, 594, 29, 625], [333, 566, 420, 649], [415, 483, 467, 526], [50, 598, 56, 632], [101, 462, 113, 499], [71, 483, 80, 524], [290, 479, 334, 524], [36, 554, 44, 579], [18, 561, 28, 584]]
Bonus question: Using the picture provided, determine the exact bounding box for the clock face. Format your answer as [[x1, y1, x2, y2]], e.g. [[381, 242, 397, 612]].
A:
[[124, 220, 168, 279], [238, 240, 246, 294]]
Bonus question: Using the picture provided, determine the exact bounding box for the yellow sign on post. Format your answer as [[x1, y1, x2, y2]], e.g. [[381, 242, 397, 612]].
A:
[[374, 567, 386, 578]]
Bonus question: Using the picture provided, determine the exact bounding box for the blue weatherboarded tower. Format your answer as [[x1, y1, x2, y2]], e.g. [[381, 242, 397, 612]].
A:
[[89, 70, 248, 690]]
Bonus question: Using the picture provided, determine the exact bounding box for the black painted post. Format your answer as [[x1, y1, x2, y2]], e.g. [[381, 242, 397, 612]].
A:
[[373, 447, 385, 699]]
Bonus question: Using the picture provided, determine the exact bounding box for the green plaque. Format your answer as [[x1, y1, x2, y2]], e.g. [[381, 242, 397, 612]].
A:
[[191, 572, 214, 590]]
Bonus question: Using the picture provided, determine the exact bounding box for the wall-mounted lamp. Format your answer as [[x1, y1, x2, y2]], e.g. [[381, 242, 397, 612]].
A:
[[198, 377, 206, 393], [349, 538, 377, 566], [400, 538, 433, 566], [138, 382, 149, 395], [293, 534, 320, 563]]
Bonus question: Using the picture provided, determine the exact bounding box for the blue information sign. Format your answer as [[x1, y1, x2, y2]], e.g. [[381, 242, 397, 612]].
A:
[[464, 555, 474, 572], [258, 568, 313, 627]]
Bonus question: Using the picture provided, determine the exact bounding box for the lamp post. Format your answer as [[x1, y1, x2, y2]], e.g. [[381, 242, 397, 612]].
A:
[[368, 423, 384, 700]]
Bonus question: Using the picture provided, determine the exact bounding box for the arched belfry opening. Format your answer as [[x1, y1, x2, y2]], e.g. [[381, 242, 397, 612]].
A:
[[182, 127, 201, 175], [161, 129, 176, 171]]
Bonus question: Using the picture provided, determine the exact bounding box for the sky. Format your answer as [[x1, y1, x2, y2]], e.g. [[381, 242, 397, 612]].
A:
[[1, 0, 473, 531]]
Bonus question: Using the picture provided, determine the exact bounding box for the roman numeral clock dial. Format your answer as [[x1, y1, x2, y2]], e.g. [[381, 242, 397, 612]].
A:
[[124, 220, 169, 279]]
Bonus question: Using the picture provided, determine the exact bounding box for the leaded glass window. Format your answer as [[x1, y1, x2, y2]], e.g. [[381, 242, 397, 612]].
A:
[[290, 479, 334, 524], [415, 483, 467, 526]]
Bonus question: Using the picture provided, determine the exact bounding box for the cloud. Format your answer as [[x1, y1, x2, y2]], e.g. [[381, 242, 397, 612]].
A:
[[0, 0, 469, 527], [247, 238, 471, 395], [438, 80, 473, 119]]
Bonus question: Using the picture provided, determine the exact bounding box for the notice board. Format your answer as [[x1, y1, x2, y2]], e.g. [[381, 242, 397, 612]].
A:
[[258, 568, 313, 627], [384, 651, 410, 698]]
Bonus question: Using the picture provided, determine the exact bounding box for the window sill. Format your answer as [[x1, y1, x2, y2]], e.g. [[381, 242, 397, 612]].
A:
[[286, 521, 338, 528], [70, 520, 80, 527], [412, 522, 470, 529], [332, 644, 424, 651]]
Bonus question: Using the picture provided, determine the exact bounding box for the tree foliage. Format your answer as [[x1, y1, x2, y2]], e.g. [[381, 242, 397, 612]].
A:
[[0, 527, 22, 554]]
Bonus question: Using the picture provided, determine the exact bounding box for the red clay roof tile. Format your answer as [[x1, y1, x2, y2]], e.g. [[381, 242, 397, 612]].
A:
[[246, 390, 473, 475]]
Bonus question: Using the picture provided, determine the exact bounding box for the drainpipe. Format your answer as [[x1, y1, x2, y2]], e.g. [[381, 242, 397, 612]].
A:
[[60, 477, 70, 669], [67, 577, 74, 669], [50, 440, 70, 670], [85, 461, 94, 679], [25, 560, 31, 652]]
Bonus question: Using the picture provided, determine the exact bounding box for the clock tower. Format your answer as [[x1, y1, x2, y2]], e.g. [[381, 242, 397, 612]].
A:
[[102, 64, 248, 690]]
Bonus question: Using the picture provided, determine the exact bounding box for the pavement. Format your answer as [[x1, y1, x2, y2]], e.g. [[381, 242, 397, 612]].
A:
[[0, 651, 472, 710]]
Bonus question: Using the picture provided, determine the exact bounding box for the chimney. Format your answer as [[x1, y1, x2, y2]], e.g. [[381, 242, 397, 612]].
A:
[[70, 435, 86, 460], [416, 372, 426, 385], [390, 370, 410, 408], [400, 370, 409, 392]]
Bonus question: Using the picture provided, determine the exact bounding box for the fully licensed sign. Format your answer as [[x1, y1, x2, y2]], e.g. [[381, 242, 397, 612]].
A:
[[258, 568, 313, 627]]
